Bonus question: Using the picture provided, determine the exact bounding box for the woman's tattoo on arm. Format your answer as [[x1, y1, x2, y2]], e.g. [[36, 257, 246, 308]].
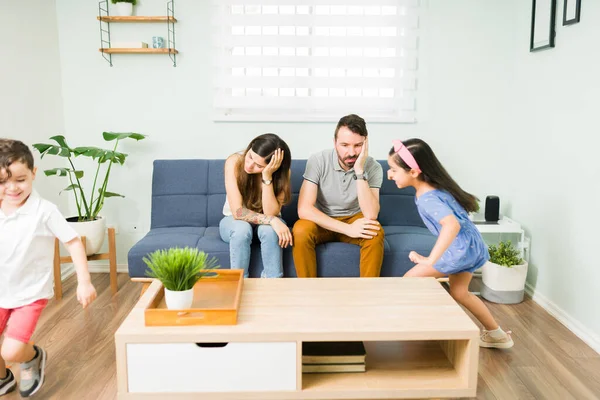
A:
[[234, 207, 273, 225]]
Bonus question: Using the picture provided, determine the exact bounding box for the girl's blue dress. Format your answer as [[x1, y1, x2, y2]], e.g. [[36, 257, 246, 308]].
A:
[[416, 189, 489, 274]]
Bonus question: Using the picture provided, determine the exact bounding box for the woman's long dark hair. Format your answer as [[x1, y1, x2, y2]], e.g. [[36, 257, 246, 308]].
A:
[[389, 138, 479, 212], [235, 133, 292, 212]]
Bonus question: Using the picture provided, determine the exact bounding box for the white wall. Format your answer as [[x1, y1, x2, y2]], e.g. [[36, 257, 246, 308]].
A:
[[48, 0, 598, 349], [508, 1, 600, 350], [53, 0, 515, 262], [0, 0, 65, 207]]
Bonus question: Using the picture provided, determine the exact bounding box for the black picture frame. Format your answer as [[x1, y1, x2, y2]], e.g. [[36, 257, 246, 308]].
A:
[[530, 0, 557, 52], [563, 0, 581, 25]]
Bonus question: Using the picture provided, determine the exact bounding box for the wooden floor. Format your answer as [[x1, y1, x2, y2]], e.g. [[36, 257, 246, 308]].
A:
[[2, 273, 599, 400]]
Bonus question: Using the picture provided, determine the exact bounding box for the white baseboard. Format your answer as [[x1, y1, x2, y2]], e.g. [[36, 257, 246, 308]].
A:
[[60, 263, 129, 281], [525, 282, 600, 355]]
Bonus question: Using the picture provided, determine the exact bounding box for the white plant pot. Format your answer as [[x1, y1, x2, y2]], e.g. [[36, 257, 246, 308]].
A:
[[164, 288, 194, 310], [481, 260, 529, 304], [114, 2, 133, 16], [68, 216, 106, 256]]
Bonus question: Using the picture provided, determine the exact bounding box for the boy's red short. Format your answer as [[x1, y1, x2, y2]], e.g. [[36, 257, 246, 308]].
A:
[[0, 299, 48, 343]]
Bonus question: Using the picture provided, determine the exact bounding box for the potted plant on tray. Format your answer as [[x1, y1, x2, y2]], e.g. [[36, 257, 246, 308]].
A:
[[112, 0, 137, 16], [144, 247, 220, 310], [33, 132, 146, 255], [481, 240, 528, 304]]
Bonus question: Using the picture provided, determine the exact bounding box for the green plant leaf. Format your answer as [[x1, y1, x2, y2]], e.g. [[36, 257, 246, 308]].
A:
[[103, 132, 146, 141], [143, 248, 220, 291], [488, 240, 524, 267], [43, 168, 84, 179], [61, 184, 81, 194], [101, 190, 124, 198], [32, 143, 71, 158]]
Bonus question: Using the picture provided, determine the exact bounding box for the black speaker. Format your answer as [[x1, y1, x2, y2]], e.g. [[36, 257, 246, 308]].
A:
[[485, 196, 500, 222]]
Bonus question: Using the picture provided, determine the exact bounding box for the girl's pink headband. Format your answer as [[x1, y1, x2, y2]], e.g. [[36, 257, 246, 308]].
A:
[[392, 140, 421, 173]]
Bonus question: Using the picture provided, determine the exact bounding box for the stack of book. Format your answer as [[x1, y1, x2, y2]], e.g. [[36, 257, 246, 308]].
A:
[[302, 341, 366, 373]]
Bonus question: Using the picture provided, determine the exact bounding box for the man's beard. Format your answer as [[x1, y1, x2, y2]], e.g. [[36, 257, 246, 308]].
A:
[[339, 155, 357, 169]]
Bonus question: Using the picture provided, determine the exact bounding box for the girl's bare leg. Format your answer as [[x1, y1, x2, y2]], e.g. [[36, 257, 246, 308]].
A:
[[404, 263, 446, 278], [448, 272, 499, 330]]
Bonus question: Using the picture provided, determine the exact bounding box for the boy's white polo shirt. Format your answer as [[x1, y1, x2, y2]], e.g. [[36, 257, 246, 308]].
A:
[[0, 190, 78, 308]]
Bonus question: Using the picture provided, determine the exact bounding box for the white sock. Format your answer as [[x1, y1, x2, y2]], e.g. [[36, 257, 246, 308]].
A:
[[486, 327, 506, 339]]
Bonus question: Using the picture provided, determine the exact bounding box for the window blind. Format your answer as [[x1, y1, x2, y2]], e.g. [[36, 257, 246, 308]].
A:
[[212, 1, 420, 122]]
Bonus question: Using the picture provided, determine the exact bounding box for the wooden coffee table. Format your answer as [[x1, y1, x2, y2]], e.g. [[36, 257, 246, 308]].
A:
[[116, 277, 479, 399]]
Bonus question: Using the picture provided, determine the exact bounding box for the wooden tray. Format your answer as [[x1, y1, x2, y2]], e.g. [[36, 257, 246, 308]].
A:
[[144, 269, 244, 326]]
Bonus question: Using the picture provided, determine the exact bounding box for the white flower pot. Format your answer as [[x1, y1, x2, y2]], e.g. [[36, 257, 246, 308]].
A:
[[67, 216, 106, 256], [481, 260, 529, 304], [114, 2, 133, 16], [164, 288, 194, 310]]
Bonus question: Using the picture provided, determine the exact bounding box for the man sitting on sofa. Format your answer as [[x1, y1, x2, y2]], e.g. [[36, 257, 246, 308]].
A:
[[292, 114, 385, 277]]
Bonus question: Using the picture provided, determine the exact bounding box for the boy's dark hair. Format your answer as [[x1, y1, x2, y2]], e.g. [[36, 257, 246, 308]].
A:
[[0, 139, 35, 178], [335, 114, 368, 139]]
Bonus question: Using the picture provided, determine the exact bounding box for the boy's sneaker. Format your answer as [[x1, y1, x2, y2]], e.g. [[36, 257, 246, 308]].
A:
[[19, 345, 47, 397], [480, 329, 514, 349], [0, 369, 16, 396]]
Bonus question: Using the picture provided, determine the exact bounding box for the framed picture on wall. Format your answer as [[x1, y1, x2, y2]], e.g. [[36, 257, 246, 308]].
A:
[[563, 0, 581, 25], [530, 0, 557, 52]]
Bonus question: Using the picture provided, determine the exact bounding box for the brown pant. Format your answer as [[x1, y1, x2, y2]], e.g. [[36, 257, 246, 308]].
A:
[[292, 213, 385, 278]]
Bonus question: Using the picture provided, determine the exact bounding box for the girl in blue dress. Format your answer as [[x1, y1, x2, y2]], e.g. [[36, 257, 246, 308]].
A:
[[387, 138, 513, 349]]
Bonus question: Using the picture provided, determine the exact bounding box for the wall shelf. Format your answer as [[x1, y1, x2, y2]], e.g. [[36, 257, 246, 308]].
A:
[[99, 48, 178, 54], [97, 16, 177, 23], [98, 0, 177, 67]]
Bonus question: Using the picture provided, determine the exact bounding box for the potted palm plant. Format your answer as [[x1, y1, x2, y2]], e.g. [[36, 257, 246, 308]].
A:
[[481, 241, 528, 304], [33, 132, 145, 255], [144, 247, 220, 310], [112, 0, 136, 16]]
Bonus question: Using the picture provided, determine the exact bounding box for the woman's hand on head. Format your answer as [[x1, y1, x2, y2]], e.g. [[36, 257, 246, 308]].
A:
[[270, 217, 293, 248], [262, 148, 284, 180]]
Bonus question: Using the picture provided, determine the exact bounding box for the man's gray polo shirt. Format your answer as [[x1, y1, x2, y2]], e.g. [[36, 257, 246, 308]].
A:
[[303, 149, 383, 217]]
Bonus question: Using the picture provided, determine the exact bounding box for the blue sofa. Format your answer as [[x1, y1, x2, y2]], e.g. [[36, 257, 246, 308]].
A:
[[127, 159, 436, 278]]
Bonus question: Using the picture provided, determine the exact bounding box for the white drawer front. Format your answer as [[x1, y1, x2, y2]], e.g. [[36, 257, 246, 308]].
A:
[[127, 342, 297, 393]]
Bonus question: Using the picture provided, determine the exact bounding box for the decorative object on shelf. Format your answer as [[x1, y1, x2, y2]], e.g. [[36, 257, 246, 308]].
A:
[[152, 36, 165, 48], [481, 241, 528, 304], [112, 0, 136, 16], [144, 247, 220, 310], [563, 0, 581, 25], [98, 0, 178, 66], [484, 195, 500, 222], [530, 0, 557, 52], [32, 132, 146, 255]]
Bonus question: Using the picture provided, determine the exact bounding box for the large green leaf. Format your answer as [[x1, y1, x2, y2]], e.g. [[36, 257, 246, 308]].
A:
[[44, 168, 84, 179], [50, 135, 70, 148], [32, 143, 71, 158], [103, 132, 146, 142], [72, 147, 127, 164]]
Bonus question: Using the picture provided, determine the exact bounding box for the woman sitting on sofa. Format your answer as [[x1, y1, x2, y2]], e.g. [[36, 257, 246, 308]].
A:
[[220, 133, 293, 278]]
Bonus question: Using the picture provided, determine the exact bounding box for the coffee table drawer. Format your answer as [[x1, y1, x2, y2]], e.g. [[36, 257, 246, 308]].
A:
[[126, 342, 297, 393]]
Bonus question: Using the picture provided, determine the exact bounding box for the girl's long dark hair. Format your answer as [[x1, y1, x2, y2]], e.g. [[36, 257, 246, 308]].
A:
[[235, 133, 292, 212], [389, 138, 479, 212]]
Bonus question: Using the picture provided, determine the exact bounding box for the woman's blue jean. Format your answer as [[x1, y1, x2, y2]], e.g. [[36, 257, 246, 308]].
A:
[[219, 216, 284, 278]]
